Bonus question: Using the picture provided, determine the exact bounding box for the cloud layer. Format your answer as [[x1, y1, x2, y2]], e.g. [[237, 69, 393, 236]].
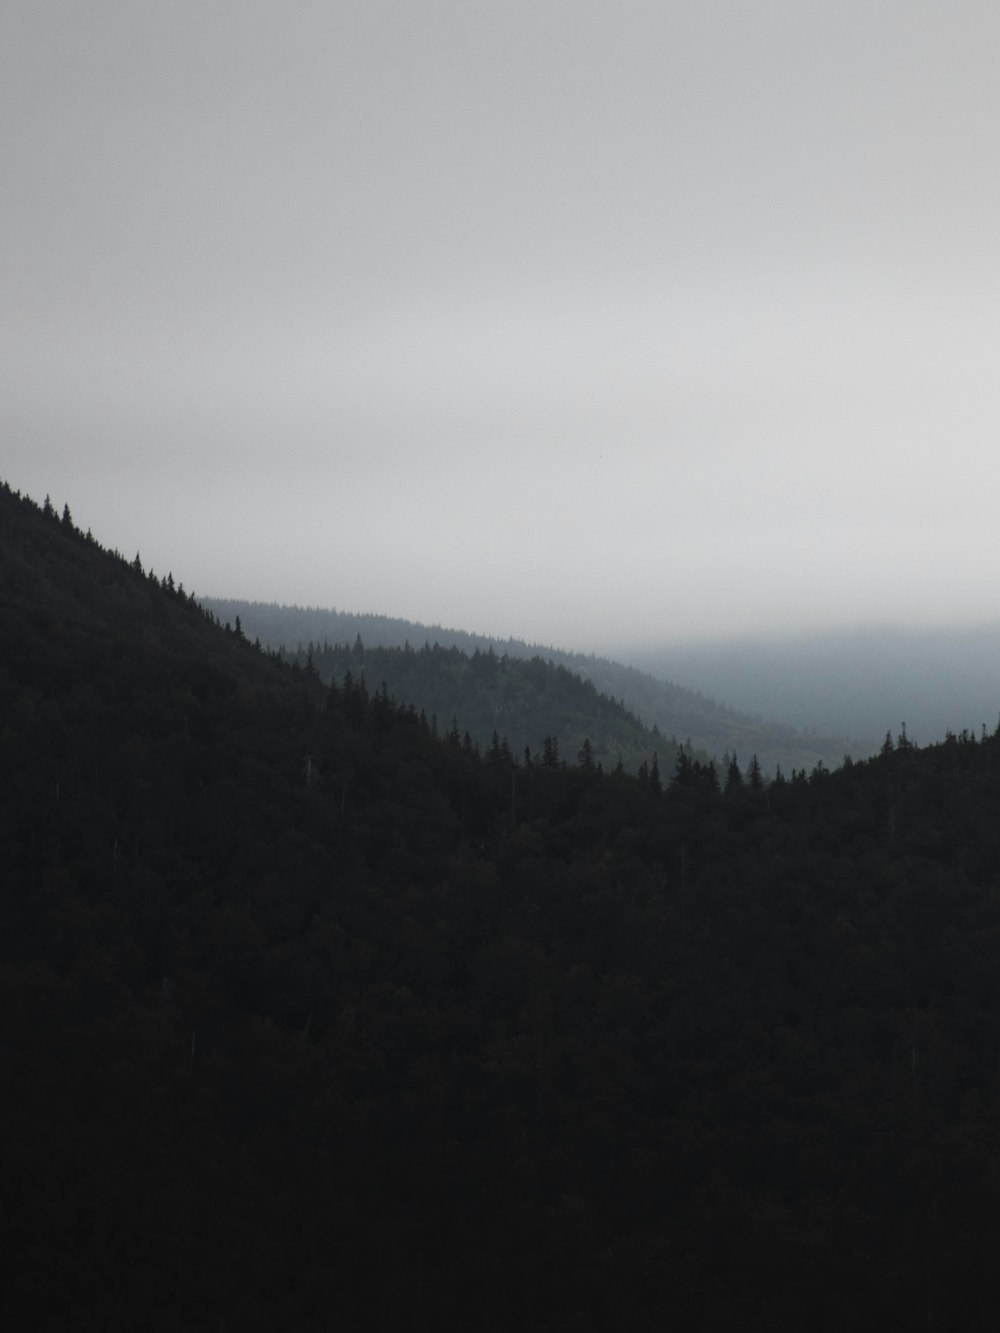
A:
[[4, 2, 999, 647]]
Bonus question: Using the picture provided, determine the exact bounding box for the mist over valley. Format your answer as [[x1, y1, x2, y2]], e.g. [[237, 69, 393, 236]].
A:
[[622, 623, 1000, 748]]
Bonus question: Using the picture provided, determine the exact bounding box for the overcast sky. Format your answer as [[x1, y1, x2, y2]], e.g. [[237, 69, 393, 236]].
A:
[[3, 2, 1000, 650]]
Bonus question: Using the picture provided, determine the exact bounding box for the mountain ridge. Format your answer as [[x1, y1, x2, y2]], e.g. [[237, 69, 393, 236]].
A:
[[202, 596, 869, 773]]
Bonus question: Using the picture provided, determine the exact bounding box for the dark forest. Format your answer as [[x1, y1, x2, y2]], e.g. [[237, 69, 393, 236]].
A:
[[4, 480, 1000, 1330]]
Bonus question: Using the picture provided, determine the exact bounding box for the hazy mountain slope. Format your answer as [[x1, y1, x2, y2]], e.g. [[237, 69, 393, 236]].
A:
[[284, 638, 695, 776], [203, 597, 863, 772], [623, 624, 1000, 747]]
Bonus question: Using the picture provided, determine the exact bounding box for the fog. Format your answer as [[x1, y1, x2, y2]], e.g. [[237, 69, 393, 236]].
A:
[[4, 2, 1000, 651]]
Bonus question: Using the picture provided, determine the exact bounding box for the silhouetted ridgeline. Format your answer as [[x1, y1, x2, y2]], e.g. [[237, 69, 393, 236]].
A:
[[6, 478, 1000, 1329], [202, 597, 865, 773]]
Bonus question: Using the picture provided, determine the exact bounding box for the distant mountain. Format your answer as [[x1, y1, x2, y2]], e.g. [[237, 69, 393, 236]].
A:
[[282, 637, 696, 777], [202, 597, 866, 773], [622, 624, 1000, 748]]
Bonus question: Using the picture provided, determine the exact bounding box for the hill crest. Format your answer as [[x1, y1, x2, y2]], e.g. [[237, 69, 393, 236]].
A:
[[201, 595, 867, 773]]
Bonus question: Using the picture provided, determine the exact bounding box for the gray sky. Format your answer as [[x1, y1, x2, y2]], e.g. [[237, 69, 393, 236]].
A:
[[4, 1, 1000, 650]]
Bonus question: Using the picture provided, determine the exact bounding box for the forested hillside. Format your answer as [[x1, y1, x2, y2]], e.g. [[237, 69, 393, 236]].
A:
[[283, 637, 695, 776], [203, 597, 866, 773], [6, 480, 1000, 1330]]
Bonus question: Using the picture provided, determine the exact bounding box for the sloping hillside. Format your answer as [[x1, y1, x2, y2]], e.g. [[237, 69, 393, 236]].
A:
[[7, 481, 1000, 1329], [203, 597, 866, 772], [284, 637, 698, 776]]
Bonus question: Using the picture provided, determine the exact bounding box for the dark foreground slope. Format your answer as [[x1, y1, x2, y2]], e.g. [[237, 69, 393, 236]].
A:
[[203, 597, 864, 773], [5, 482, 1000, 1331]]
